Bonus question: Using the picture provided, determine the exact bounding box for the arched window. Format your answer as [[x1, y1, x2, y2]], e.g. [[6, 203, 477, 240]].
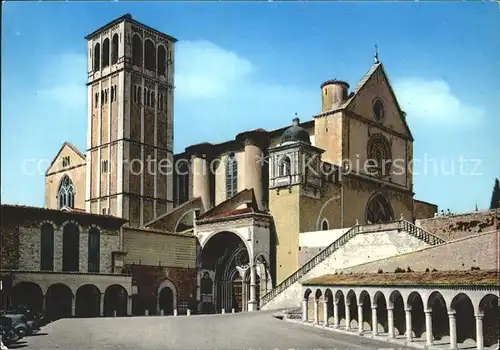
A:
[[226, 152, 238, 199], [144, 39, 156, 72], [279, 156, 291, 177], [367, 133, 392, 177], [137, 86, 142, 104], [321, 219, 329, 231], [133, 85, 137, 103], [132, 34, 143, 67], [151, 91, 155, 108], [366, 192, 394, 224], [40, 223, 54, 271], [111, 34, 119, 64], [157, 45, 166, 76], [93, 43, 100, 71], [102, 38, 110, 67], [62, 223, 80, 272], [58, 175, 75, 209], [88, 227, 101, 273]]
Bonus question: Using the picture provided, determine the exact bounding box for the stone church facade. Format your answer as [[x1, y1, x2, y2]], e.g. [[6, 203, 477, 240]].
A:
[[1, 14, 443, 318]]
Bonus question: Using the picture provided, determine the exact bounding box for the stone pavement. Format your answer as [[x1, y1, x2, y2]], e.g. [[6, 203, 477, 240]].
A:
[[21, 310, 416, 349]]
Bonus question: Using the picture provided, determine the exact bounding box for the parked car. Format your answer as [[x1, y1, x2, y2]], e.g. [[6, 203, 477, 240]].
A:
[[1, 305, 46, 327], [2, 314, 39, 337], [0, 316, 22, 345]]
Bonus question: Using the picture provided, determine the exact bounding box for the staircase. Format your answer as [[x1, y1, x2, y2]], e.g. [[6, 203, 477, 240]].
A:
[[260, 220, 445, 310]]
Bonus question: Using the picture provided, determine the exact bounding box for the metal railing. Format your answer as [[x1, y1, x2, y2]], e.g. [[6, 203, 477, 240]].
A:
[[260, 219, 445, 307]]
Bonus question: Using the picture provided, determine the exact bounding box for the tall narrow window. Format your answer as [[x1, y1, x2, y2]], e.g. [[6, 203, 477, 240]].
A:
[[226, 152, 238, 199], [102, 38, 110, 67], [144, 39, 156, 72], [133, 85, 137, 103], [88, 227, 101, 273], [157, 45, 166, 76], [111, 33, 119, 64], [93, 43, 100, 71], [279, 156, 291, 177], [58, 175, 75, 209], [40, 223, 54, 271], [62, 223, 80, 272], [137, 86, 142, 104], [132, 34, 143, 67]]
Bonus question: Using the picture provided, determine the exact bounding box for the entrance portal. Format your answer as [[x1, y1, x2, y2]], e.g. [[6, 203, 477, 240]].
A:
[[159, 287, 174, 315]]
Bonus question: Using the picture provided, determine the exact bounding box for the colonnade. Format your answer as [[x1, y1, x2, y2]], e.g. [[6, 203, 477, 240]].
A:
[[301, 286, 498, 349]]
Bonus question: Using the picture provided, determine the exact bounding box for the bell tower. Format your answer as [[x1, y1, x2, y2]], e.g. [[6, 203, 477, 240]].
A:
[[85, 14, 176, 226]]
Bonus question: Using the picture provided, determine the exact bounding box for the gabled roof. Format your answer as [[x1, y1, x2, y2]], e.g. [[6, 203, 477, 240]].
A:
[[341, 62, 414, 141], [45, 142, 86, 176], [198, 188, 258, 220]]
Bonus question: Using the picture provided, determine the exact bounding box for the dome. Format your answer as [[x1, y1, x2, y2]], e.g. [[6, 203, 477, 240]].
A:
[[280, 117, 310, 144]]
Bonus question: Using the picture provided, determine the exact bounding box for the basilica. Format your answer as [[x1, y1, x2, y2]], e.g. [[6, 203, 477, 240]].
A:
[[2, 14, 497, 336]]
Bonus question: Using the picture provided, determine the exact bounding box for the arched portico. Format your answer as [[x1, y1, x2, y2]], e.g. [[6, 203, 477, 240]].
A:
[[300, 283, 498, 350], [157, 279, 177, 315], [201, 230, 257, 313], [11, 282, 44, 313]]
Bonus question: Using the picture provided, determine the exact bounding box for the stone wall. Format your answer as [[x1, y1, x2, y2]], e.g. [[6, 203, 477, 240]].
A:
[[124, 264, 196, 315], [0, 220, 19, 269], [413, 199, 438, 220], [416, 209, 499, 241], [299, 228, 350, 266], [18, 223, 121, 274], [123, 227, 197, 268], [340, 230, 500, 274], [262, 227, 431, 310]]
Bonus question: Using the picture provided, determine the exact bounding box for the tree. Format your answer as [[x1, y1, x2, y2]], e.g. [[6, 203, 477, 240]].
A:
[[490, 178, 500, 209]]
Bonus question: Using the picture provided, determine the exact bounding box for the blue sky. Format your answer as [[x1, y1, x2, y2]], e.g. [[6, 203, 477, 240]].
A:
[[1, 2, 499, 213]]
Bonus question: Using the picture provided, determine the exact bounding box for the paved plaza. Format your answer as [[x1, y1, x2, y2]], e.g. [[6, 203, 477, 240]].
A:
[[20, 310, 415, 349]]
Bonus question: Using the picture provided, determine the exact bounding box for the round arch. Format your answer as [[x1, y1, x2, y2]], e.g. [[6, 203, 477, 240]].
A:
[[201, 230, 251, 313], [450, 293, 476, 344], [75, 284, 101, 317], [174, 209, 198, 233], [46, 283, 73, 321], [157, 279, 178, 315], [11, 282, 43, 313], [103, 284, 128, 317], [200, 229, 252, 255]]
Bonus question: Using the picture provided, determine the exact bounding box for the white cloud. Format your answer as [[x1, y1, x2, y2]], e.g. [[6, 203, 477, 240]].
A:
[[173, 40, 317, 149], [175, 40, 254, 100], [36, 53, 87, 109], [393, 78, 485, 125]]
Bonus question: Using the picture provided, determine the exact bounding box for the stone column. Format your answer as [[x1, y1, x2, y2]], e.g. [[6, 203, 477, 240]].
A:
[[302, 299, 308, 322], [127, 296, 132, 316], [387, 307, 395, 339], [42, 295, 47, 313], [425, 309, 433, 346], [333, 302, 339, 329], [425, 310, 434, 346], [372, 306, 378, 336], [475, 314, 484, 350], [186, 143, 212, 212], [358, 304, 364, 334], [235, 130, 269, 211], [314, 299, 319, 325], [71, 296, 76, 317], [100, 294, 105, 316], [248, 264, 257, 312], [449, 311, 457, 349], [405, 308, 413, 341], [323, 298, 329, 327], [345, 302, 351, 331]]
